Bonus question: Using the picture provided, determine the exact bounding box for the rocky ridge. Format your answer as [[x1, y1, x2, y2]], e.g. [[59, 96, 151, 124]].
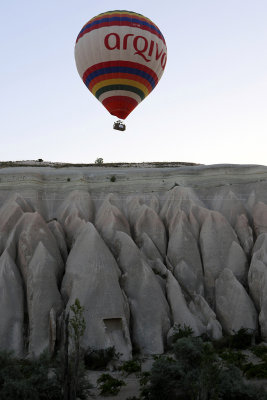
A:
[[1, 164, 267, 359]]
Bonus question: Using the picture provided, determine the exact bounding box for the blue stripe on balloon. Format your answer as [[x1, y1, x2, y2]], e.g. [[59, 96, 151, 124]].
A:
[[79, 17, 164, 40], [84, 66, 156, 89]]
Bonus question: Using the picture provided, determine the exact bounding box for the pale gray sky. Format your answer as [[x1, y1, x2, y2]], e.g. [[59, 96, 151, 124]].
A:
[[0, 0, 266, 164]]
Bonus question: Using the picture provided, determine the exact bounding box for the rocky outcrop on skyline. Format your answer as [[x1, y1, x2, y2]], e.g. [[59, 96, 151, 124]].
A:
[[1, 163, 267, 359]]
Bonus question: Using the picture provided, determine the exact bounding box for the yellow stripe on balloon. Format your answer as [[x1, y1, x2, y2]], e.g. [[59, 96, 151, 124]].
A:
[[91, 79, 149, 97]]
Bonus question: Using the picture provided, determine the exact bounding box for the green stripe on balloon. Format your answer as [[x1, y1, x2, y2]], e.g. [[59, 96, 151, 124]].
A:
[[95, 85, 145, 101]]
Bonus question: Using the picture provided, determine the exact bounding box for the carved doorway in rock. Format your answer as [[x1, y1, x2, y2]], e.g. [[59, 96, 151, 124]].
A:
[[103, 318, 130, 358]]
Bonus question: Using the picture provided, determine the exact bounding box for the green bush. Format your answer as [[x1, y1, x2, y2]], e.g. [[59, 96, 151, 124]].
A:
[[171, 323, 194, 343], [251, 344, 267, 360], [145, 356, 184, 400], [0, 347, 91, 400], [118, 359, 142, 376], [84, 346, 120, 370], [216, 364, 267, 400], [139, 372, 151, 400], [97, 373, 126, 396], [230, 328, 254, 349], [243, 362, 267, 379], [0, 351, 61, 400], [139, 371, 150, 385], [140, 337, 267, 400], [220, 350, 247, 369], [213, 328, 254, 351]]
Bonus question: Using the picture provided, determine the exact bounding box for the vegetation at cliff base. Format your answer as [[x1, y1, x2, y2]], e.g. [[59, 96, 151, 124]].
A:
[[139, 328, 267, 400], [0, 351, 61, 400]]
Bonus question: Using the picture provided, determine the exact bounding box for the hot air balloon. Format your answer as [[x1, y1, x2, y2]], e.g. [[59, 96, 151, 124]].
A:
[[74, 10, 167, 131]]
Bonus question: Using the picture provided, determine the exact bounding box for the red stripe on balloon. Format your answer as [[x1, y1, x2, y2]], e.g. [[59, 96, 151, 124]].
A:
[[83, 61, 159, 86], [101, 96, 138, 119]]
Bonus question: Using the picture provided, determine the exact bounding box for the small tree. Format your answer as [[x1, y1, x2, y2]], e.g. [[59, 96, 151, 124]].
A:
[[69, 299, 86, 351], [63, 299, 87, 400], [95, 157, 103, 164]]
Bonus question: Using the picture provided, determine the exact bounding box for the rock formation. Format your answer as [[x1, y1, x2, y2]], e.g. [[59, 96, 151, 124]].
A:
[[1, 163, 267, 357]]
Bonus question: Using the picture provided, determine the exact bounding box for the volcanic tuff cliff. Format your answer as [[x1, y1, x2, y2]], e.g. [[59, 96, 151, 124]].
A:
[[1, 163, 267, 359]]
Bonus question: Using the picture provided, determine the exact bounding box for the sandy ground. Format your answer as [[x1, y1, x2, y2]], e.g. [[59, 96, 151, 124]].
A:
[[85, 358, 154, 399]]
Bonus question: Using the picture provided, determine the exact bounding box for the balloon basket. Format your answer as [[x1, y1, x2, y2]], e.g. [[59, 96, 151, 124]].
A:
[[113, 120, 126, 131]]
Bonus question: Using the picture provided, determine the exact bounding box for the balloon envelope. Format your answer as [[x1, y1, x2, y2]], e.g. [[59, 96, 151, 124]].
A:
[[75, 10, 167, 120]]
